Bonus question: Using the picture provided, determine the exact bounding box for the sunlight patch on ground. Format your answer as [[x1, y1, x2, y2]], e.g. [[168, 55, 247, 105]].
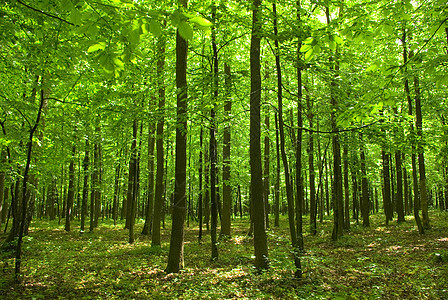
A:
[[386, 245, 402, 252], [437, 237, 448, 242], [374, 227, 391, 234]]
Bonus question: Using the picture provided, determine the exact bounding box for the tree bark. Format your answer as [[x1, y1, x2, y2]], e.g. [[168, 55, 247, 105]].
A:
[[359, 133, 370, 227], [273, 0, 300, 277], [198, 128, 203, 242], [210, 3, 219, 259], [382, 150, 392, 224], [128, 119, 138, 244], [152, 33, 166, 247], [166, 0, 188, 272], [15, 83, 45, 280], [80, 139, 89, 232], [274, 112, 280, 227], [142, 120, 155, 235], [413, 74, 429, 229], [343, 146, 350, 230], [222, 63, 232, 237], [250, 0, 268, 271], [263, 105, 270, 230], [65, 145, 76, 232]]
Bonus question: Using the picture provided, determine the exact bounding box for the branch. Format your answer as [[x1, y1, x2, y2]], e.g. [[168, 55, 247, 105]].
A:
[[16, 0, 75, 26]]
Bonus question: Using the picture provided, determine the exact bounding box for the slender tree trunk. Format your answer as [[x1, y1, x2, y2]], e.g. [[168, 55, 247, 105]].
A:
[[402, 29, 424, 234], [222, 63, 232, 237], [128, 120, 138, 244], [343, 146, 350, 230], [359, 133, 370, 227], [413, 74, 429, 229], [89, 143, 98, 233], [94, 127, 102, 228], [273, 0, 300, 277], [142, 121, 155, 235], [382, 150, 392, 225], [166, 0, 188, 272], [306, 90, 316, 235], [80, 139, 89, 232], [112, 151, 120, 226], [65, 145, 76, 232], [295, 0, 304, 251], [152, 33, 166, 247], [204, 149, 210, 231], [0, 149, 6, 227], [198, 128, 203, 242], [15, 84, 45, 281], [250, 0, 268, 271], [395, 150, 405, 222], [402, 153, 409, 216], [263, 105, 270, 230], [274, 113, 280, 227], [210, 3, 219, 259]]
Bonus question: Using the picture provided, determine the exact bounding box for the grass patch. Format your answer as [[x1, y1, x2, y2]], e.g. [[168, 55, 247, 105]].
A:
[[1, 211, 447, 299]]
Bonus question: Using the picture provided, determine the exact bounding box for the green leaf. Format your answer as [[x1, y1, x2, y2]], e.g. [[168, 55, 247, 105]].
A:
[[70, 9, 82, 26], [304, 48, 314, 61], [366, 64, 378, 72], [149, 20, 162, 37], [383, 24, 394, 35], [329, 40, 336, 51], [189, 16, 212, 27], [312, 45, 321, 54], [87, 43, 105, 53], [303, 37, 314, 44], [334, 35, 343, 45], [299, 44, 312, 52], [178, 21, 193, 40]]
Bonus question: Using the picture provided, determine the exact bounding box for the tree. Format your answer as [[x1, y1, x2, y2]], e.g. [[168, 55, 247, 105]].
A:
[[250, 0, 268, 271], [152, 33, 167, 247], [165, 0, 188, 273]]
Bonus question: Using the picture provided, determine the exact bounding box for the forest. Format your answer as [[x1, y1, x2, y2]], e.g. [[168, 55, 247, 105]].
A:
[[1, 0, 448, 298]]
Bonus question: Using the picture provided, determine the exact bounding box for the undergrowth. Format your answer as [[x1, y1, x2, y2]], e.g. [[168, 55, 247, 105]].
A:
[[1, 211, 447, 299]]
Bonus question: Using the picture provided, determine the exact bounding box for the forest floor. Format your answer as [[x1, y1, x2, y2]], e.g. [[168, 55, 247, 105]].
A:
[[1, 211, 448, 299]]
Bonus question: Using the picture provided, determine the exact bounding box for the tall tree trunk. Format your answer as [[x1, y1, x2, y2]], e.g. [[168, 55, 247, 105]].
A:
[[80, 139, 89, 232], [295, 0, 304, 251], [413, 73, 429, 229], [395, 150, 405, 222], [94, 126, 102, 228], [210, 3, 219, 259], [65, 145, 76, 232], [112, 151, 121, 226], [402, 29, 424, 234], [128, 120, 138, 244], [274, 112, 280, 227], [263, 105, 270, 230], [326, 5, 343, 240], [306, 90, 316, 235], [402, 153, 409, 216], [142, 121, 155, 235], [89, 143, 98, 233], [382, 150, 392, 225], [166, 0, 188, 272], [204, 148, 210, 231], [0, 149, 6, 227], [250, 0, 268, 271], [273, 0, 300, 277], [15, 83, 45, 280], [221, 63, 232, 237], [198, 128, 203, 242], [152, 33, 166, 247], [359, 132, 370, 227], [343, 146, 350, 230]]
